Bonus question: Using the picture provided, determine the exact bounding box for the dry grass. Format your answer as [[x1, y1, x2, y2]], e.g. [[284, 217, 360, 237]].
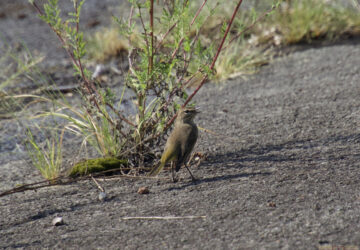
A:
[[248, 0, 360, 46], [87, 27, 129, 62]]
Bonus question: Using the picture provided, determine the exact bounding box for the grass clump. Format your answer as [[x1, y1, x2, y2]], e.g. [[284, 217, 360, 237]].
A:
[[214, 41, 271, 81], [87, 27, 129, 62], [0, 42, 44, 91], [248, 0, 360, 46], [0, 41, 43, 118], [26, 128, 64, 180], [280, 0, 360, 44]]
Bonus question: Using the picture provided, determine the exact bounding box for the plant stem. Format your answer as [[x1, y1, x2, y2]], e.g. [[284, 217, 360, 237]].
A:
[[149, 0, 154, 75], [190, 0, 208, 26], [166, 0, 245, 129], [186, 0, 244, 102]]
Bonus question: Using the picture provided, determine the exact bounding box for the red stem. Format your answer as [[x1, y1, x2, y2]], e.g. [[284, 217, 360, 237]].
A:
[[165, 0, 244, 129], [155, 22, 177, 52], [190, 0, 208, 26], [187, 0, 243, 98], [30, 1, 135, 129], [149, 0, 154, 74], [32, 2, 97, 95], [32, 2, 79, 69]]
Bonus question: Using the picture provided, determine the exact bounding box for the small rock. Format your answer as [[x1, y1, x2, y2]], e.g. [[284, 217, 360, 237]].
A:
[[98, 191, 107, 201], [137, 187, 150, 194], [268, 202, 276, 208], [52, 217, 64, 226]]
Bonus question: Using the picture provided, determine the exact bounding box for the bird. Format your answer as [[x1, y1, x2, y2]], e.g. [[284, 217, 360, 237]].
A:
[[148, 106, 199, 182]]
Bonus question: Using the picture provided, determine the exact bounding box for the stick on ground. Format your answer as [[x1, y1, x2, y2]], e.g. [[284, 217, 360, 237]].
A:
[[120, 216, 206, 220]]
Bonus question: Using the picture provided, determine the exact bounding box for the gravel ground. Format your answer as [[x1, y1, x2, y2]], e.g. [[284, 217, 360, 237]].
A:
[[1, 1, 360, 249]]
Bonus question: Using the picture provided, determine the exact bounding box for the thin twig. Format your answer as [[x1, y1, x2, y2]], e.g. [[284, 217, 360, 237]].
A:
[[190, 0, 208, 26], [138, 5, 150, 68], [155, 22, 178, 52], [34, 0, 95, 95], [31, 2, 79, 69], [149, 0, 154, 74], [117, 134, 159, 158], [106, 103, 136, 127], [0, 170, 166, 198], [127, 5, 135, 72], [101, 175, 168, 181], [0, 177, 74, 198], [121, 215, 206, 220], [73, 0, 95, 95], [91, 176, 105, 192], [137, 5, 149, 122], [128, 5, 134, 28]]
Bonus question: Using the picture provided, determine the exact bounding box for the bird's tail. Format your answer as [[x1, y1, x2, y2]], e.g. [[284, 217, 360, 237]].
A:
[[148, 162, 165, 176]]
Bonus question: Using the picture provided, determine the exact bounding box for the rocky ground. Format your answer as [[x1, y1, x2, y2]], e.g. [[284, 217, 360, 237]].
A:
[[1, 1, 360, 249]]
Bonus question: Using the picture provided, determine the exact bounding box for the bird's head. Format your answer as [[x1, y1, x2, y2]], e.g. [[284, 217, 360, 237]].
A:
[[177, 106, 200, 123]]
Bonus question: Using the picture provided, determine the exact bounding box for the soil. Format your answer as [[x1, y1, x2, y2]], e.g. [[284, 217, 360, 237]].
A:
[[1, 1, 360, 249]]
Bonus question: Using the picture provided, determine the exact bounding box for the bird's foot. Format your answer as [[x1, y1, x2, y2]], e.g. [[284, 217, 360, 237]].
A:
[[172, 176, 179, 183], [190, 176, 198, 182]]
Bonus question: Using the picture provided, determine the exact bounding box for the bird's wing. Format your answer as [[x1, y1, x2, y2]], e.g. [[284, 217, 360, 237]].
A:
[[148, 137, 180, 176], [175, 124, 198, 171]]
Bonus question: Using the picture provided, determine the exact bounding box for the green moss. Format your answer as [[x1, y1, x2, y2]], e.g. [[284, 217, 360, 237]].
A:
[[68, 157, 128, 177]]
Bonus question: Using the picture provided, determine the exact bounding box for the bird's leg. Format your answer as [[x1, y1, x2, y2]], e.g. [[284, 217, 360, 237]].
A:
[[184, 163, 197, 182], [171, 162, 178, 183]]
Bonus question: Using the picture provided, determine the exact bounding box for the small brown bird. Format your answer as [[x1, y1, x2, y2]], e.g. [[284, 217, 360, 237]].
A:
[[148, 106, 199, 181]]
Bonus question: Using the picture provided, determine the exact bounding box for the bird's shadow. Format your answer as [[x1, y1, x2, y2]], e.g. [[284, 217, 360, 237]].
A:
[[166, 132, 360, 191], [166, 171, 271, 191]]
